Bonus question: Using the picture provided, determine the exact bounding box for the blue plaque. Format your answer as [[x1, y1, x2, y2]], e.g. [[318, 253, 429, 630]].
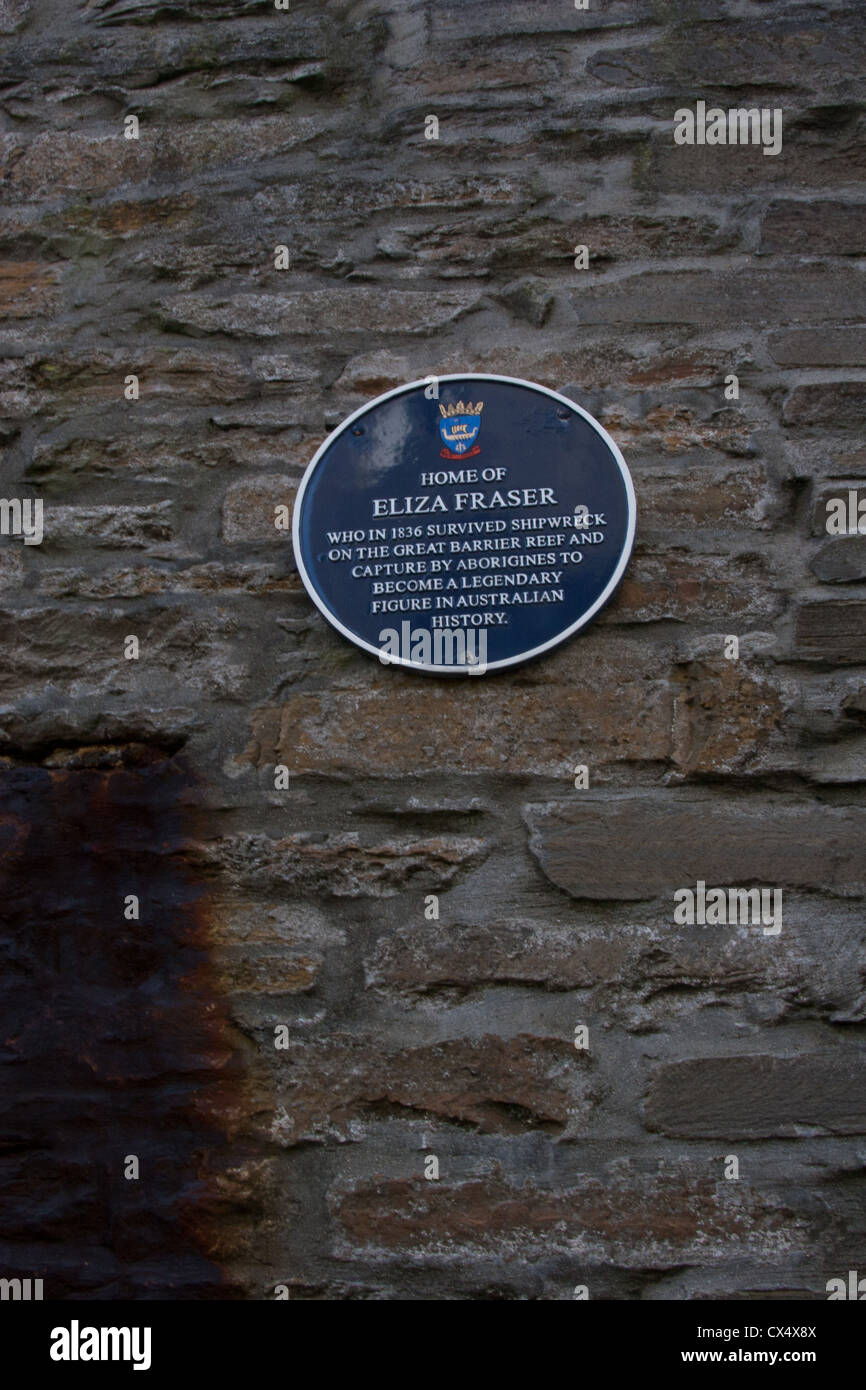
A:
[[292, 375, 636, 675]]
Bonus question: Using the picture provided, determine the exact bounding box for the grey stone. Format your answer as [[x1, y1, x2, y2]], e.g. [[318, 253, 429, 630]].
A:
[[645, 1054, 866, 1138]]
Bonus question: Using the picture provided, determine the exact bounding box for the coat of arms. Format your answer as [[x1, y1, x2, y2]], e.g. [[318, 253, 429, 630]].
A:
[[438, 400, 483, 459]]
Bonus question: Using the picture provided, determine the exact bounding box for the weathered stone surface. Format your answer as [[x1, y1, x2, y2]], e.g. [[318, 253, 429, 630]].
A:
[[335, 344, 745, 401], [209, 899, 341, 998], [639, 140, 866, 196], [0, 548, 25, 590], [366, 921, 631, 996], [769, 327, 866, 368], [367, 908, 866, 1030], [811, 537, 866, 583], [637, 464, 772, 531], [26, 431, 321, 493], [761, 201, 866, 256], [645, 1054, 866, 1138], [811, 444, 866, 477], [333, 1171, 805, 1264], [793, 602, 866, 663], [600, 404, 756, 459], [609, 549, 776, 623], [157, 288, 480, 339], [671, 655, 790, 778], [195, 832, 490, 898], [4, 0, 865, 1304], [524, 795, 866, 900], [267, 1034, 590, 1145], [0, 118, 334, 198], [572, 269, 866, 327], [83, 0, 291, 25], [783, 383, 866, 427], [0, 261, 62, 318], [39, 562, 298, 599], [428, 0, 653, 41], [333, 350, 416, 397], [243, 639, 674, 778], [0, 0, 28, 33], [496, 277, 554, 327], [254, 175, 526, 224], [573, 213, 734, 262], [0, 605, 250, 701], [588, 21, 866, 90], [216, 945, 319, 996], [16, 349, 260, 413], [222, 477, 294, 544], [44, 502, 174, 549], [383, 213, 734, 279]]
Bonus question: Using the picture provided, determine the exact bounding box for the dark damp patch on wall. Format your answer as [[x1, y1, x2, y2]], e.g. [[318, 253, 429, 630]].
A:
[[0, 745, 245, 1300]]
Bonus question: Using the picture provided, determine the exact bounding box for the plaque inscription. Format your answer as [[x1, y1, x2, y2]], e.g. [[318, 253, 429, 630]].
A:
[[293, 375, 636, 674]]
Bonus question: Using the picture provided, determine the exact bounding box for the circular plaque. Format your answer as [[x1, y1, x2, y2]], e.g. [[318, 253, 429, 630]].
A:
[[292, 375, 636, 675]]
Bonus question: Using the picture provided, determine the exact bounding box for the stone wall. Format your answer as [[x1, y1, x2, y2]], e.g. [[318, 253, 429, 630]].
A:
[[1, 0, 865, 1299]]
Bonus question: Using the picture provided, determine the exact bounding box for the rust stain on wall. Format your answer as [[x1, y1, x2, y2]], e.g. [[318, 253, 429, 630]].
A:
[[0, 744, 247, 1299]]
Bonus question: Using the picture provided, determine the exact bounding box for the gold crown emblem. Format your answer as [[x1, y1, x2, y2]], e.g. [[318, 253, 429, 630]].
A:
[[439, 400, 484, 417]]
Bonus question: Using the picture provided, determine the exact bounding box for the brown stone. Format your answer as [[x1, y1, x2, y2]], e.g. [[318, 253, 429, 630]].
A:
[[267, 1034, 589, 1144], [637, 464, 772, 530], [46, 193, 198, 240], [195, 831, 490, 898], [333, 351, 415, 397], [431, 0, 650, 41], [44, 502, 174, 550], [601, 404, 755, 457], [0, 548, 25, 590], [222, 477, 295, 544], [610, 549, 776, 623], [215, 946, 319, 995], [333, 1171, 805, 1262], [366, 921, 631, 995], [26, 349, 255, 408], [782, 383, 866, 427], [0, 261, 61, 318], [524, 794, 866, 900], [672, 657, 788, 777], [242, 638, 674, 778], [793, 601, 866, 663]]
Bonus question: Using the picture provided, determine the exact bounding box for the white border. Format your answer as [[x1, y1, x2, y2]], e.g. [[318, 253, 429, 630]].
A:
[[291, 374, 637, 675]]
